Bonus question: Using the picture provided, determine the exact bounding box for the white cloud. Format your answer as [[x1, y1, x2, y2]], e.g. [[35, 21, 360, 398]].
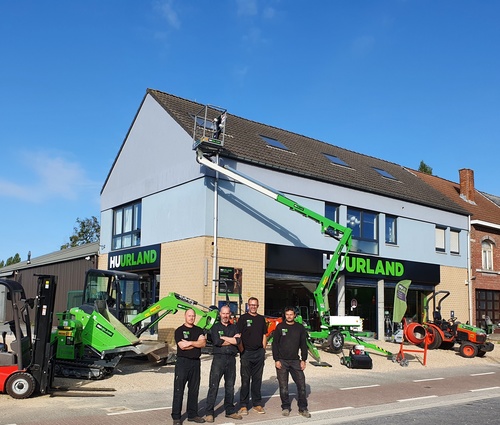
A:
[[263, 6, 275, 19], [351, 35, 376, 57], [155, 0, 181, 30], [237, 0, 258, 16], [234, 65, 249, 79], [243, 27, 267, 45], [0, 152, 100, 203]]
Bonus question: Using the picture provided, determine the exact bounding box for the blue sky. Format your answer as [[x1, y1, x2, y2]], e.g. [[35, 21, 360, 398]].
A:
[[1, 0, 499, 264]]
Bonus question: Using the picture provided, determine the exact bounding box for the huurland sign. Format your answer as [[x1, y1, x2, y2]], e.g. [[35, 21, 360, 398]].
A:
[[341, 255, 405, 277], [108, 244, 161, 271], [266, 243, 440, 284]]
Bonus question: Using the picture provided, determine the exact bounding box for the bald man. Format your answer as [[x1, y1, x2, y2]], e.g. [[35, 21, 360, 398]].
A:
[[172, 309, 206, 425]]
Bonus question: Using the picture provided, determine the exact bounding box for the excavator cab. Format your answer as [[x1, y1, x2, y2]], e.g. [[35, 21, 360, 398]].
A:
[[81, 269, 153, 325]]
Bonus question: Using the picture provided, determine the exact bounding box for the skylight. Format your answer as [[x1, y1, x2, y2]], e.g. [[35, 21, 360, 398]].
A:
[[194, 115, 215, 130], [324, 154, 349, 167], [373, 167, 397, 180], [260, 135, 289, 150]]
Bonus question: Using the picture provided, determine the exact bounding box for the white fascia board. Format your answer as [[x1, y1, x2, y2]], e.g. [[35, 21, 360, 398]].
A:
[[471, 219, 500, 230]]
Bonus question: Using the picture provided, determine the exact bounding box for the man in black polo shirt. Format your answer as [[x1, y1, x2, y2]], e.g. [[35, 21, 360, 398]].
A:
[[272, 306, 310, 418], [204, 305, 242, 422], [171, 309, 206, 425], [237, 296, 267, 415]]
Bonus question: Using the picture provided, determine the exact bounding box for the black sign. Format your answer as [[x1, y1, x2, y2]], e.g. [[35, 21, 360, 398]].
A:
[[108, 244, 161, 271], [266, 244, 440, 284], [218, 267, 242, 295]]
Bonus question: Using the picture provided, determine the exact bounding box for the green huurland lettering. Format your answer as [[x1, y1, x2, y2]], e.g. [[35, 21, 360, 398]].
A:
[[345, 257, 404, 277], [375, 261, 385, 274], [150, 250, 157, 263], [120, 250, 157, 267]]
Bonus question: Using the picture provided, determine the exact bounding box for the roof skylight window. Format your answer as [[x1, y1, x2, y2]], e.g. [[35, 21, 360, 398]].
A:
[[194, 115, 215, 130], [324, 154, 349, 167], [373, 167, 397, 180], [260, 135, 289, 151]]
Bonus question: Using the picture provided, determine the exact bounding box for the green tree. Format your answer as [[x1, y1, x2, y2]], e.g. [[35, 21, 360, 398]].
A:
[[61, 216, 100, 249], [418, 160, 433, 175], [0, 253, 21, 268]]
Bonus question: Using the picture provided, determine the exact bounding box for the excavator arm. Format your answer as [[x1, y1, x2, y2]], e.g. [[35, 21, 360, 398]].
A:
[[129, 292, 219, 336]]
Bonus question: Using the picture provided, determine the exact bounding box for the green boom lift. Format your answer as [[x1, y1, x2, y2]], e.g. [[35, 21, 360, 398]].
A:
[[193, 108, 391, 361]]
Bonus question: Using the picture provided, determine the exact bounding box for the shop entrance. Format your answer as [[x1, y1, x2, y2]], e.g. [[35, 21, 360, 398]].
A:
[[264, 273, 334, 327], [345, 286, 377, 332]]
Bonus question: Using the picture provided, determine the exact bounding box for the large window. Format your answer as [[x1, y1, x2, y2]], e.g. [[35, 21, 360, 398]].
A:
[[482, 240, 494, 270], [435, 227, 445, 252], [112, 201, 142, 250], [347, 208, 378, 254], [385, 215, 397, 244], [476, 290, 500, 327]]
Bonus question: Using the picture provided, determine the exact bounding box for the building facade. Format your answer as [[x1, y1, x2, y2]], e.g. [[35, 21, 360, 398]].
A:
[[415, 169, 500, 329], [99, 90, 471, 343]]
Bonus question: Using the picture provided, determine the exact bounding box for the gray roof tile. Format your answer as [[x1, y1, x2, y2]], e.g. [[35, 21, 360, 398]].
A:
[[148, 89, 469, 216]]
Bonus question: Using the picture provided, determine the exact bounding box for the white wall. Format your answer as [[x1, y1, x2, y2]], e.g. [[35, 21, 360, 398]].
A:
[[101, 94, 201, 211], [100, 95, 468, 271], [209, 158, 468, 268]]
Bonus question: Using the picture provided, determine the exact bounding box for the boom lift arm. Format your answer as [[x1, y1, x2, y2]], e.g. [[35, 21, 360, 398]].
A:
[[196, 150, 352, 331], [196, 148, 393, 359]]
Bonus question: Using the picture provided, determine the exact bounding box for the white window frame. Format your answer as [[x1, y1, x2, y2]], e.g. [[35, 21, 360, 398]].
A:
[[482, 240, 493, 270], [385, 215, 397, 244], [112, 201, 142, 250]]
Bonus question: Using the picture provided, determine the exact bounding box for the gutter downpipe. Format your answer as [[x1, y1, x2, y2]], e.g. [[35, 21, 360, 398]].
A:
[[467, 214, 473, 324], [211, 153, 219, 306]]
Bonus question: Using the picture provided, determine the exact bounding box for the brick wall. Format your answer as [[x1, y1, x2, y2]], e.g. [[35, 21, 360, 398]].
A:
[[157, 236, 265, 344], [437, 265, 469, 322], [470, 225, 500, 324]]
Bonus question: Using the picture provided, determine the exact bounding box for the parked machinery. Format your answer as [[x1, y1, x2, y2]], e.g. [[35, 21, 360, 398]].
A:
[[423, 291, 494, 358], [79, 269, 218, 336], [0, 276, 56, 398]]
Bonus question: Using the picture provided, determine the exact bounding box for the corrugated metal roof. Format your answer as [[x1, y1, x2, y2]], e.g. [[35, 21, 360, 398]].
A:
[[0, 242, 99, 274]]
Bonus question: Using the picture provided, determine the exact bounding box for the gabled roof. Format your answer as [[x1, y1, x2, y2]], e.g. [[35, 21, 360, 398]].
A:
[[147, 89, 469, 216], [413, 171, 500, 225], [483, 192, 500, 209]]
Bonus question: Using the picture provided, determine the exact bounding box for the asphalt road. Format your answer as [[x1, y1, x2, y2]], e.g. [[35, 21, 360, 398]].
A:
[[2, 357, 499, 425]]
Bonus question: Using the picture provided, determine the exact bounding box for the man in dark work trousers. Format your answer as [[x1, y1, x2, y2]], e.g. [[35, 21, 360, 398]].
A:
[[171, 309, 206, 425], [204, 305, 242, 422], [272, 306, 311, 418], [237, 297, 267, 415]]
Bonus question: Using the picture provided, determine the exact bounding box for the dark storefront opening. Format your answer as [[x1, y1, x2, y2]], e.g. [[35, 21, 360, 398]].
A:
[[265, 273, 334, 321], [265, 275, 428, 336]]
